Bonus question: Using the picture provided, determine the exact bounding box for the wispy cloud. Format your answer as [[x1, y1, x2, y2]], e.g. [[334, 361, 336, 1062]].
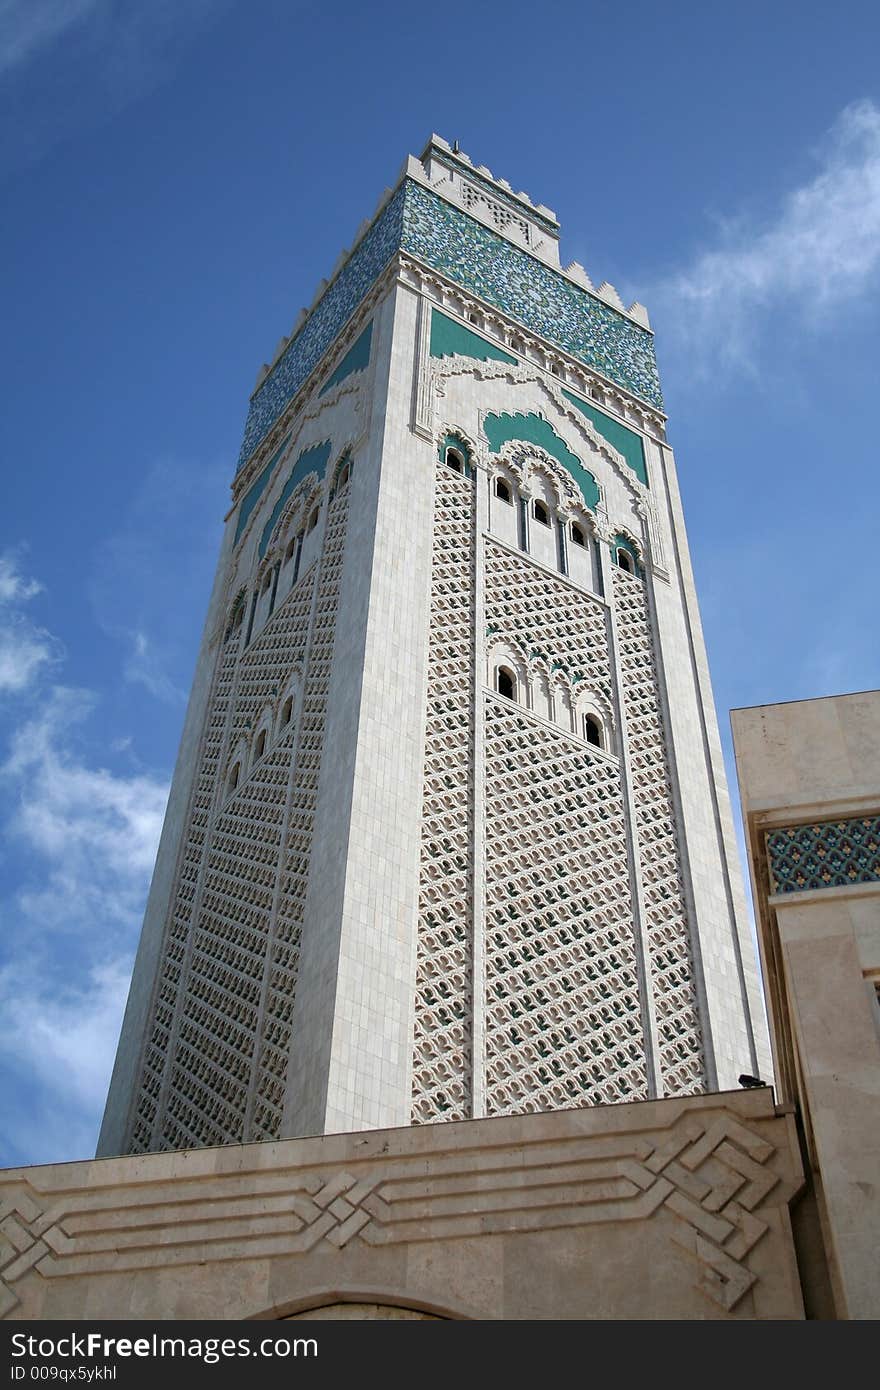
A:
[[89, 455, 219, 706], [0, 0, 230, 175], [0, 555, 168, 1165], [0, 0, 98, 76], [651, 99, 880, 375], [4, 686, 168, 926], [0, 550, 60, 693], [0, 552, 42, 603]]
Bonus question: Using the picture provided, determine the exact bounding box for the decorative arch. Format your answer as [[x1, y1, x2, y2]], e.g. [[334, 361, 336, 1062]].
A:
[[433, 355, 646, 502], [224, 587, 248, 641], [257, 1287, 471, 1321], [612, 529, 643, 577], [573, 687, 616, 753], [486, 634, 528, 705], [331, 449, 353, 495], [257, 439, 332, 558], [436, 423, 479, 476], [482, 411, 600, 510], [550, 669, 575, 732], [222, 735, 249, 800]]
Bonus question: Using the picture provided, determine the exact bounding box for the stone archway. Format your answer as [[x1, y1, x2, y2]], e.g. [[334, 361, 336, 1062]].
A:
[[285, 1303, 444, 1320]]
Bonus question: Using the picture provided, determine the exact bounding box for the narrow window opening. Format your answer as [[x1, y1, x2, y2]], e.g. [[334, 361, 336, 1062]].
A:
[[307, 506, 319, 533], [616, 547, 634, 574], [254, 729, 267, 761], [570, 523, 586, 547], [337, 462, 350, 490], [232, 604, 244, 630], [261, 571, 272, 594], [446, 447, 465, 473], [227, 762, 240, 795], [497, 666, 516, 702], [494, 477, 512, 504], [284, 538, 296, 564], [584, 715, 603, 748], [281, 695, 293, 727], [533, 499, 550, 526], [550, 362, 561, 377]]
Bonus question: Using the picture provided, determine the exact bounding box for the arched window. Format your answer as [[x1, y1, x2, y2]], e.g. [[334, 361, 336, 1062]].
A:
[[307, 506, 319, 533], [284, 537, 297, 564], [497, 666, 516, 702], [337, 461, 350, 490], [550, 361, 561, 377], [254, 729, 267, 761], [583, 715, 603, 748], [280, 695, 294, 727], [494, 477, 512, 504], [616, 547, 634, 574], [445, 446, 465, 473], [227, 762, 240, 795], [261, 570, 272, 594], [570, 522, 586, 547], [533, 499, 550, 526]]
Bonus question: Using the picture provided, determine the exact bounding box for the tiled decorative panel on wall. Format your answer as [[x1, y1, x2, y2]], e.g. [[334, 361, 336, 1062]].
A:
[[766, 816, 880, 894]]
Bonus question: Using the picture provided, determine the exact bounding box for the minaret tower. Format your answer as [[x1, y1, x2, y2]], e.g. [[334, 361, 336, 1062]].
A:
[[99, 137, 769, 1156]]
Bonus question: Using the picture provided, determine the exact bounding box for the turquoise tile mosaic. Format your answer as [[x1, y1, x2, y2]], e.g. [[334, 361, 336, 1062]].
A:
[[401, 184, 662, 412], [237, 187, 406, 471], [237, 177, 663, 474], [766, 816, 880, 894]]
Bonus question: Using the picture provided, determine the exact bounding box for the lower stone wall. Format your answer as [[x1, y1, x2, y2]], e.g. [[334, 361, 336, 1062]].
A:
[[0, 1089, 805, 1320]]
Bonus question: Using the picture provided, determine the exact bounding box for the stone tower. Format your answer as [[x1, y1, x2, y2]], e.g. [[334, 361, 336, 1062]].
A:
[[99, 136, 769, 1157]]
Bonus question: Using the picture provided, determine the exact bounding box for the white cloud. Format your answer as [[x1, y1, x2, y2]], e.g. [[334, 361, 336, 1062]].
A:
[[0, 552, 169, 1164], [0, 550, 59, 693], [0, 552, 42, 603], [123, 628, 186, 704], [4, 686, 168, 928], [0, 0, 98, 75], [0, 616, 57, 692], [651, 99, 880, 373]]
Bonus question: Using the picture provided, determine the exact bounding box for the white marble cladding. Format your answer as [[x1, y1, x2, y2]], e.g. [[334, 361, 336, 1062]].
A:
[[102, 258, 768, 1155]]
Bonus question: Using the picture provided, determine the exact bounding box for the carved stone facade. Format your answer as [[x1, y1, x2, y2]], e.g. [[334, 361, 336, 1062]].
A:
[[1, 1090, 808, 1320], [98, 137, 768, 1158]]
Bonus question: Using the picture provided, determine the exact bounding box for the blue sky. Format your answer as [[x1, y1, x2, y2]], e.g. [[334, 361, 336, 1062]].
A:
[[1, 0, 878, 1168]]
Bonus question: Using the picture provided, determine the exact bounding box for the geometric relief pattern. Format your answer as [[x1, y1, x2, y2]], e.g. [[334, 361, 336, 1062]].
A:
[[484, 537, 613, 705], [484, 695, 648, 1114], [129, 574, 315, 1153], [250, 484, 350, 1139], [766, 816, 880, 894], [1, 1109, 786, 1318], [411, 465, 476, 1124], [613, 567, 707, 1096], [129, 635, 241, 1153], [128, 491, 349, 1153]]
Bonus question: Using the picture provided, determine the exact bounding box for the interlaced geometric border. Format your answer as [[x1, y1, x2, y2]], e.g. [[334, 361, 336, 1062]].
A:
[[766, 816, 880, 894], [0, 1108, 795, 1319]]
